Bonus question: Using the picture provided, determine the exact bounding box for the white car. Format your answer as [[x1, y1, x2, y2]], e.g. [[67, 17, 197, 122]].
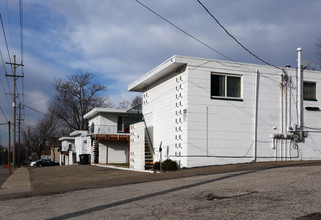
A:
[[30, 160, 41, 167]]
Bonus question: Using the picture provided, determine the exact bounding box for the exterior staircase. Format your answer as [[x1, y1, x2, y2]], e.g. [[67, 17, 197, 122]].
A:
[[144, 140, 153, 170]]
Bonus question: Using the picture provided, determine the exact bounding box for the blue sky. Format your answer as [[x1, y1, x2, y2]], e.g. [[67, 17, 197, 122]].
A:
[[1, 0, 321, 147]]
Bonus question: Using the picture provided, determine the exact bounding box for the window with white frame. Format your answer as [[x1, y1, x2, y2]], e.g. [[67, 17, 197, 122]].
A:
[[211, 73, 242, 99], [303, 81, 316, 101]]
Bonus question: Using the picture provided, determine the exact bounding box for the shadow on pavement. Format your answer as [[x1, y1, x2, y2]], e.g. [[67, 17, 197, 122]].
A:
[[48, 162, 306, 220]]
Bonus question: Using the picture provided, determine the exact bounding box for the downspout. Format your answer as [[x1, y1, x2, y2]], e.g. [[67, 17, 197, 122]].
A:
[[288, 76, 292, 129], [284, 72, 288, 161], [297, 48, 303, 129], [253, 69, 259, 162], [206, 106, 209, 156], [280, 75, 284, 135], [280, 75, 284, 161], [284, 76, 288, 138]]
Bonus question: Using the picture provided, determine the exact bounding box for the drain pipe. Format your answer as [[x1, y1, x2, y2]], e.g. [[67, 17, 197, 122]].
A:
[[297, 48, 303, 129], [253, 69, 259, 162], [280, 74, 284, 161], [288, 76, 292, 130], [280, 75, 284, 136], [284, 74, 288, 138], [284, 73, 288, 161]]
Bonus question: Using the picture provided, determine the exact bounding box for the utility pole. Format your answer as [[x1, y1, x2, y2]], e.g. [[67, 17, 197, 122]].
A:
[[6, 55, 24, 168], [18, 103, 22, 166], [8, 121, 11, 174]]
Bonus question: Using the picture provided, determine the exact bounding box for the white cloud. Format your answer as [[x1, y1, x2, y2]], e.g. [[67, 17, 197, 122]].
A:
[[25, 91, 50, 114]]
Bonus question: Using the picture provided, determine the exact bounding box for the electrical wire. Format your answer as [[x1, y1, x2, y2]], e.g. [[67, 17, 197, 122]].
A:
[[196, 0, 283, 71], [135, 0, 284, 87], [0, 38, 13, 102], [135, 0, 237, 63], [303, 126, 321, 131], [5, 0, 14, 53], [19, 0, 25, 120], [24, 104, 46, 116], [0, 78, 12, 112], [0, 13, 13, 74], [20, 0, 23, 68], [0, 104, 8, 122]]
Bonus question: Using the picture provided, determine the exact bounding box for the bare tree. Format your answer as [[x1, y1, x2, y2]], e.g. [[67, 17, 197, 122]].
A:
[[118, 100, 130, 109], [131, 96, 142, 108], [50, 73, 109, 131], [23, 113, 57, 160]]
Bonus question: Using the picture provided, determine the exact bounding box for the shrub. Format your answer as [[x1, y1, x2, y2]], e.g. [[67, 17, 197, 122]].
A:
[[153, 161, 160, 170], [153, 159, 178, 171], [162, 159, 178, 171]]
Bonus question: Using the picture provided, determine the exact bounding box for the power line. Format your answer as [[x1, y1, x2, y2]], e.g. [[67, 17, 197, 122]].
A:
[[20, 0, 23, 67], [196, 0, 282, 70], [0, 13, 13, 74], [0, 76, 12, 113], [24, 104, 46, 116], [19, 0, 25, 114], [5, 0, 14, 53], [135, 0, 284, 88], [0, 104, 8, 122], [135, 0, 236, 62], [134, 0, 283, 80], [0, 39, 13, 102]]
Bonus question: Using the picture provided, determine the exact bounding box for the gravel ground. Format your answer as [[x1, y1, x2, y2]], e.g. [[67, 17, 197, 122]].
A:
[[1, 161, 321, 219], [2, 160, 318, 200]]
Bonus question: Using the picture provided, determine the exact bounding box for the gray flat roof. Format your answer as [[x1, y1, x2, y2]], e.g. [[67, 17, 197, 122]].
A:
[[58, 137, 75, 141], [128, 55, 187, 92], [83, 107, 128, 119]]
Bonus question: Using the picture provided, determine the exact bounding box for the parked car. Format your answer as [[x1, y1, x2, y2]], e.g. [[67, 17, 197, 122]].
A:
[[33, 160, 59, 167], [30, 159, 41, 167]]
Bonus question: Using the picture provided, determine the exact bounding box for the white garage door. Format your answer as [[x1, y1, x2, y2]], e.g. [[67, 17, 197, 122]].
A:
[[108, 141, 128, 163]]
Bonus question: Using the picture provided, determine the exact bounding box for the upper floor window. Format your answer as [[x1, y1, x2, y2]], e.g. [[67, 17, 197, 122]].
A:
[[211, 73, 242, 99], [303, 81, 317, 101], [117, 116, 124, 132]]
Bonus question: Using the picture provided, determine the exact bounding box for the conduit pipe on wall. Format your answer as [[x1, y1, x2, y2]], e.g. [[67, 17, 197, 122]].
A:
[[253, 69, 259, 162], [206, 106, 209, 156], [297, 48, 303, 129], [284, 75, 288, 138], [284, 72, 288, 161], [280, 75, 284, 137]]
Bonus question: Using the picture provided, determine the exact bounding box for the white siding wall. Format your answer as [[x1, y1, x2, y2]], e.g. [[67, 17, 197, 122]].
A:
[[61, 140, 74, 152], [69, 151, 73, 165], [86, 137, 93, 163], [74, 134, 87, 162], [301, 71, 321, 159], [130, 122, 145, 171], [186, 59, 321, 167], [143, 66, 188, 167], [99, 141, 107, 163], [187, 62, 257, 167]]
